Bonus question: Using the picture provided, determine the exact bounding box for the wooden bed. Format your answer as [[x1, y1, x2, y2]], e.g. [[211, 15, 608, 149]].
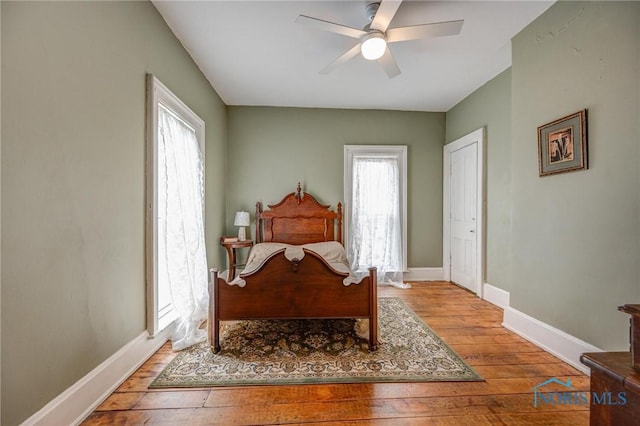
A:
[[208, 184, 378, 352]]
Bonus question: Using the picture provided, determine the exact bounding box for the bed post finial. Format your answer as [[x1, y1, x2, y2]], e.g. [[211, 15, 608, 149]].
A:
[[295, 182, 303, 205], [337, 202, 343, 244], [255, 201, 262, 242]]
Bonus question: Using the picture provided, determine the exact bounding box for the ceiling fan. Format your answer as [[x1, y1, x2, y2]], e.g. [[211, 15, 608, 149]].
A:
[[296, 0, 463, 79]]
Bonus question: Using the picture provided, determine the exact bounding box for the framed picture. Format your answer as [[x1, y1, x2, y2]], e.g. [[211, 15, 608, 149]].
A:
[[537, 109, 588, 177]]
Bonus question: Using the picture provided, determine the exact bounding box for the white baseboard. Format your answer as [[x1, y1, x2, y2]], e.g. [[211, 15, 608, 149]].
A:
[[503, 306, 602, 375], [22, 329, 170, 426], [482, 282, 510, 309], [403, 267, 444, 281]]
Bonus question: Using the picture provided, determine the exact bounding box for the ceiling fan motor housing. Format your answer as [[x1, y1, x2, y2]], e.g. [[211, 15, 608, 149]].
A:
[[365, 1, 381, 22]]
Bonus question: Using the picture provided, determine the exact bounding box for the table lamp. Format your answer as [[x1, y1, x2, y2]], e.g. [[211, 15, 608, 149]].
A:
[[233, 211, 250, 241]]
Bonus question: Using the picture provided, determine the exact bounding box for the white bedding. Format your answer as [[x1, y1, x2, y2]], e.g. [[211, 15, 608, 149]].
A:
[[227, 241, 362, 287]]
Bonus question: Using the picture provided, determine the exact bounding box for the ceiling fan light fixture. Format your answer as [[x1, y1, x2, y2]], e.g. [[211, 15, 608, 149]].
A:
[[361, 32, 386, 60]]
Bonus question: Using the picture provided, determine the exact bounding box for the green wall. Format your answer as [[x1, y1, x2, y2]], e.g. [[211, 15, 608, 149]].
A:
[[445, 69, 512, 291], [1, 1, 226, 424], [226, 107, 445, 268], [3, 0, 639, 424], [510, 1, 640, 349], [444, 1, 640, 350]]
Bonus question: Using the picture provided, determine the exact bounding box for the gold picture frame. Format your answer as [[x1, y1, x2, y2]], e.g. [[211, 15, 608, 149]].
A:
[[537, 109, 588, 177]]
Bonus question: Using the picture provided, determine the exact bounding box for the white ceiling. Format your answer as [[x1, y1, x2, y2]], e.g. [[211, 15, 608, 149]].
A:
[[153, 1, 553, 112]]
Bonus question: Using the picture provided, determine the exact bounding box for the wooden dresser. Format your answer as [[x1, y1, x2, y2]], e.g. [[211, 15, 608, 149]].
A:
[[580, 304, 640, 425]]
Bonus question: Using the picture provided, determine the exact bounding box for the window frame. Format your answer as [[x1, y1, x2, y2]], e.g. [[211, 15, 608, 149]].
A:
[[343, 145, 408, 272], [145, 74, 205, 337]]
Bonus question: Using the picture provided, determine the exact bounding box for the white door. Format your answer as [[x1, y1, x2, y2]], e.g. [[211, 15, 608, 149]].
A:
[[449, 142, 478, 292]]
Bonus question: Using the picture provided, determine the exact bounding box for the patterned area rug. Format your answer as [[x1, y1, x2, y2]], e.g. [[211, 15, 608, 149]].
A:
[[150, 297, 481, 387]]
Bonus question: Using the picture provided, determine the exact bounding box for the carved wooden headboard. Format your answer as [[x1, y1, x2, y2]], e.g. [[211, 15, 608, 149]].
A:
[[255, 184, 343, 245]]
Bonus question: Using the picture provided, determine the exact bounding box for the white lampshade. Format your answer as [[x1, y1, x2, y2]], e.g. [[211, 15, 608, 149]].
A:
[[233, 211, 250, 227], [361, 33, 386, 60], [234, 211, 250, 241]]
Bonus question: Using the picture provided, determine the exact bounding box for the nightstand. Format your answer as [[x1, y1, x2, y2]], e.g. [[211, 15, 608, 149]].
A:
[[220, 238, 254, 279]]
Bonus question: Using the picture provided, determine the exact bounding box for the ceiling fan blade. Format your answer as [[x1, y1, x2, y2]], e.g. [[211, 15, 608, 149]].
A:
[[386, 20, 464, 43], [370, 0, 403, 33], [319, 43, 362, 75], [378, 47, 401, 79], [296, 15, 366, 39]]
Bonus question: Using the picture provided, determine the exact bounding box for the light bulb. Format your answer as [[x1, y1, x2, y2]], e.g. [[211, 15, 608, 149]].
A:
[[361, 33, 386, 60]]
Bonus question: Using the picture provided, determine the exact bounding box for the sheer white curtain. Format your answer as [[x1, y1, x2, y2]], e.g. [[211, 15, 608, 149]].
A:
[[348, 156, 409, 288], [158, 105, 208, 351]]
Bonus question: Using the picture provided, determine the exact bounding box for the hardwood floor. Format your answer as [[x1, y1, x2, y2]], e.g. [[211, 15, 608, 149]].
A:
[[82, 282, 589, 425]]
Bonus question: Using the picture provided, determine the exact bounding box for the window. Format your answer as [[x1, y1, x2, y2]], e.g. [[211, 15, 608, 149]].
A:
[[344, 145, 407, 285], [146, 75, 207, 349]]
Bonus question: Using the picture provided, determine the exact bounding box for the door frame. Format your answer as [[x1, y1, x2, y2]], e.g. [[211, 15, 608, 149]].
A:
[[442, 128, 485, 296]]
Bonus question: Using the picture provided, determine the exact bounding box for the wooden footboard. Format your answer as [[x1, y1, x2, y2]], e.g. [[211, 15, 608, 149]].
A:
[[208, 249, 378, 353]]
